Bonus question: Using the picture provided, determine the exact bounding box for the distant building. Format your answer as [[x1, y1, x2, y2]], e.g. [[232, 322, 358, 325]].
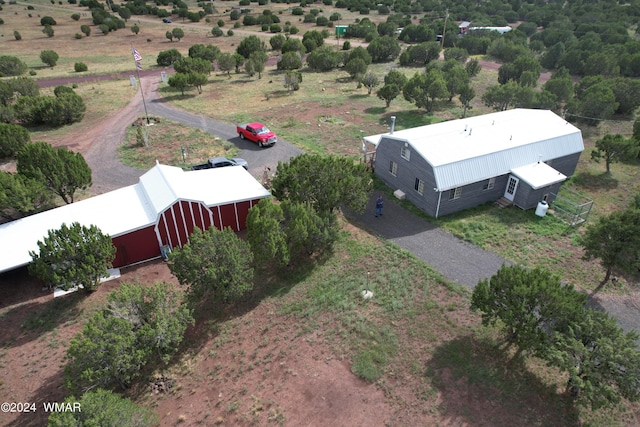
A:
[[468, 25, 512, 34], [364, 109, 584, 218]]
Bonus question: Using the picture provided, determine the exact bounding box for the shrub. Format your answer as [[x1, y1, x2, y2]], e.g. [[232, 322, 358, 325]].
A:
[[74, 33, 82, 39], [74, 62, 87, 72], [40, 16, 57, 26], [209, 25, 222, 37], [13, 30, 21, 40], [227, 29, 234, 36], [42, 25, 54, 37], [65, 282, 193, 392], [54, 85, 75, 97], [40, 50, 59, 67], [0, 123, 31, 158], [0, 55, 28, 76], [48, 389, 158, 426], [157, 48, 182, 66], [71, 13, 80, 21]]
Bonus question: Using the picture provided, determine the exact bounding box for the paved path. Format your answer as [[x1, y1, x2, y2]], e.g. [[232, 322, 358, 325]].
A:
[[348, 194, 511, 289]]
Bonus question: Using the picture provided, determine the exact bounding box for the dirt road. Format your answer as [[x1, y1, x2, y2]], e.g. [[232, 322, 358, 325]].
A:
[[39, 71, 303, 195]]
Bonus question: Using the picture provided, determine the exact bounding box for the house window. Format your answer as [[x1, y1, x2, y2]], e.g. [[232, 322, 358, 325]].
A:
[[401, 146, 410, 161], [448, 187, 461, 200], [389, 161, 398, 177], [414, 178, 425, 195], [483, 177, 495, 190]]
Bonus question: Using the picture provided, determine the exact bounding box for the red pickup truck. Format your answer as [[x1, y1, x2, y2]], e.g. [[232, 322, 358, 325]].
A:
[[236, 122, 277, 147]]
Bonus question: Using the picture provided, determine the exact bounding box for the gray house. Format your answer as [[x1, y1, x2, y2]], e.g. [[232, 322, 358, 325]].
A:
[[364, 109, 584, 218]]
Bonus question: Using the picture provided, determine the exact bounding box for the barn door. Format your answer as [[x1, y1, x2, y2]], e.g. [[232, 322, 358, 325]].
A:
[[504, 176, 519, 201]]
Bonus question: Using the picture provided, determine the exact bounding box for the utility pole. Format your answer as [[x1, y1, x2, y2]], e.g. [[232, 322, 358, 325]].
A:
[[441, 9, 449, 49]]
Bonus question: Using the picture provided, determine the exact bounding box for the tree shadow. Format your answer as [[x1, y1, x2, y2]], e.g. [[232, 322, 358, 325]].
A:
[[5, 369, 67, 427], [377, 109, 440, 129], [571, 171, 618, 190], [0, 288, 83, 351], [266, 89, 295, 99], [364, 106, 387, 115], [426, 335, 580, 426], [348, 93, 370, 100], [156, 93, 198, 102], [0, 266, 48, 311], [335, 76, 352, 84]]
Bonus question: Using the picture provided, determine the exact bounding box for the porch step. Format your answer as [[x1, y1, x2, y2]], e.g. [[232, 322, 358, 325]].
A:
[[495, 197, 513, 208]]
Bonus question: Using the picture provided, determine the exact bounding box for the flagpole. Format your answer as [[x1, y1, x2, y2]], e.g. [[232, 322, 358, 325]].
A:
[[131, 45, 150, 125]]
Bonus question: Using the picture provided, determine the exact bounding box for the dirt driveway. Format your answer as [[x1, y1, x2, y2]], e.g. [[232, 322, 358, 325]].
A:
[[37, 68, 303, 194]]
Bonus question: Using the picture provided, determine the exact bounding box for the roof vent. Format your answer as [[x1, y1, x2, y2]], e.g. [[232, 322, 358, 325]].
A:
[[469, 128, 472, 135], [390, 116, 396, 134]]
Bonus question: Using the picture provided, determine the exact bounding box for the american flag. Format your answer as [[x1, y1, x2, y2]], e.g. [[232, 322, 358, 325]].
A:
[[135, 61, 143, 71], [132, 47, 142, 62]]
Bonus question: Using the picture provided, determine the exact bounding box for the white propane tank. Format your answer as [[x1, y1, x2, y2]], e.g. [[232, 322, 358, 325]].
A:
[[535, 200, 549, 217]]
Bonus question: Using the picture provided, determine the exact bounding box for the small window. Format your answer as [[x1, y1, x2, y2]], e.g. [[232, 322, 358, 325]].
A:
[[414, 178, 425, 195], [401, 146, 410, 161], [389, 161, 398, 177], [482, 177, 495, 190], [448, 187, 461, 200]]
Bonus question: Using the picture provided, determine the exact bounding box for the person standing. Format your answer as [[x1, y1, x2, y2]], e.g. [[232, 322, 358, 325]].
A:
[[375, 195, 384, 217]]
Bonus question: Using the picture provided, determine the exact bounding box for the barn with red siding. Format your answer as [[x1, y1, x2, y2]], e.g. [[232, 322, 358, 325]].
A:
[[0, 163, 271, 274]]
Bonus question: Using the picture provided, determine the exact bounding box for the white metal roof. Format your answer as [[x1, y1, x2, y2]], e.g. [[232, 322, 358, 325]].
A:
[[366, 109, 583, 191], [511, 162, 567, 190], [0, 163, 270, 274]]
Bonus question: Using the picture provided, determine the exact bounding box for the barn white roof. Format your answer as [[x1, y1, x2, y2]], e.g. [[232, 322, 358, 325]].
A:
[[0, 163, 270, 274], [364, 109, 583, 191]]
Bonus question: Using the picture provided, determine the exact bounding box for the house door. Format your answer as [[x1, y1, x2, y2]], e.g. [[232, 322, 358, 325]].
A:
[[504, 176, 519, 201]]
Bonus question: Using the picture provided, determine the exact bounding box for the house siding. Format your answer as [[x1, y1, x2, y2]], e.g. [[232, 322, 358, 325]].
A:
[[545, 152, 581, 177], [436, 174, 509, 217], [374, 135, 582, 218], [375, 137, 440, 216], [513, 182, 562, 210]]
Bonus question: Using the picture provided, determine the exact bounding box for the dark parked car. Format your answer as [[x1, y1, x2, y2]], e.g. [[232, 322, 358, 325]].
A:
[[191, 157, 248, 171], [162, 18, 172, 23]]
